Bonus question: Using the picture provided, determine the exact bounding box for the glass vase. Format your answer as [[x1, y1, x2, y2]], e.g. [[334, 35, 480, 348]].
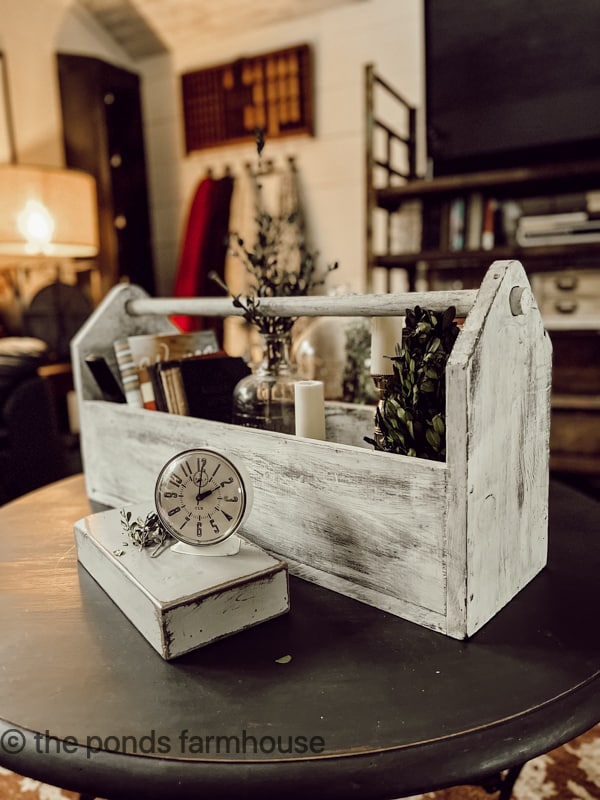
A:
[[232, 331, 296, 434]]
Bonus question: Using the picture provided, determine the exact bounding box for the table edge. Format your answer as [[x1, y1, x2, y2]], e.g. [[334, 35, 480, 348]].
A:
[[2, 672, 598, 799]]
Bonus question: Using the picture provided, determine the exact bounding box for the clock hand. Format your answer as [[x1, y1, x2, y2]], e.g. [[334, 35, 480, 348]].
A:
[[195, 457, 209, 501], [197, 477, 232, 502], [194, 458, 206, 487]]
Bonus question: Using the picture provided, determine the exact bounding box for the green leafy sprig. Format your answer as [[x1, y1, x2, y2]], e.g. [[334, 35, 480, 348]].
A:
[[120, 509, 170, 554], [211, 213, 337, 336], [365, 306, 460, 461], [210, 129, 338, 336]]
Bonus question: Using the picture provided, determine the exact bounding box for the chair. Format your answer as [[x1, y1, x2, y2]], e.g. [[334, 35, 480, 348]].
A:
[[0, 358, 68, 505]]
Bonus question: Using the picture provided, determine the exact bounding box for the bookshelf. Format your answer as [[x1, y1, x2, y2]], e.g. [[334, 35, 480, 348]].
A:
[[370, 157, 600, 281], [365, 66, 600, 476]]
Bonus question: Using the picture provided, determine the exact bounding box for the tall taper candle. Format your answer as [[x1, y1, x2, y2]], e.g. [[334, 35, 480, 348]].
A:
[[295, 380, 326, 440], [370, 316, 404, 374]]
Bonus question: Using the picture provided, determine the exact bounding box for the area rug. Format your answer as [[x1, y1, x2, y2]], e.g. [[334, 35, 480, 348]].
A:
[[0, 767, 79, 800], [0, 724, 598, 799], [404, 723, 600, 800]]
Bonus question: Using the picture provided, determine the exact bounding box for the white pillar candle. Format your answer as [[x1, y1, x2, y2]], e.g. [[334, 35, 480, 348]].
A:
[[295, 380, 326, 440], [370, 316, 404, 375]]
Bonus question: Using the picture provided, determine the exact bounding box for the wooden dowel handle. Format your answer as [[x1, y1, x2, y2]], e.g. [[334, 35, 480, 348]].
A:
[[126, 290, 478, 319]]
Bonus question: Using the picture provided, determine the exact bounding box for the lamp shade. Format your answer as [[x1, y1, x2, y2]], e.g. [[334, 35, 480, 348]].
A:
[[0, 164, 99, 258]]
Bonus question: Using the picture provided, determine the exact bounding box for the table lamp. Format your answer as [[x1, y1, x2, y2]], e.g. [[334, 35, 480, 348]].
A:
[[0, 163, 100, 360], [0, 163, 98, 258]]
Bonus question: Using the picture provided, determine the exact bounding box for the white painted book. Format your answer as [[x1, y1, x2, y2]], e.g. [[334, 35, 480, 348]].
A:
[[74, 504, 290, 659]]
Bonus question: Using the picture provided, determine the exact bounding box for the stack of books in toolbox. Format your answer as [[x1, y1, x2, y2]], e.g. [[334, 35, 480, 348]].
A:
[[109, 330, 250, 422]]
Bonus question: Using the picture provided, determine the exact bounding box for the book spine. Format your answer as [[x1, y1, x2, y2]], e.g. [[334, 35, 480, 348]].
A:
[[84, 355, 126, 403], [421, 198, 443, 250], [159, 364, 189, 415], [449, 196, 466, 251], [466, 192, 484, 250], [113, 338, 143, 408], [139, 366, 157, 411], [159, 366, 176, 414], [147, 363, 167, 412], [481, 198, 497, 250], [171, 368, 189, 416]]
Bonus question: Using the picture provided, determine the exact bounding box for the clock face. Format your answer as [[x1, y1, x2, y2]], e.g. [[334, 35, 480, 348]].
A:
[[154, 448, 250, 546]]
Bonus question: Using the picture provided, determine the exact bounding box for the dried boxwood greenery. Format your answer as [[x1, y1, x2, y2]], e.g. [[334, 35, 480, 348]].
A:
[[365, 306, 460, 461]]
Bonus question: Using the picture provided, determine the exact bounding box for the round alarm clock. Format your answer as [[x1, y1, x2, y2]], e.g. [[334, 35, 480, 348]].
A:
[[154, 448, 253, 547]]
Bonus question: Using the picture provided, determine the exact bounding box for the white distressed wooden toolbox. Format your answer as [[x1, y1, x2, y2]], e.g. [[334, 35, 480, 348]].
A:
[[71, 260, 553, 640]]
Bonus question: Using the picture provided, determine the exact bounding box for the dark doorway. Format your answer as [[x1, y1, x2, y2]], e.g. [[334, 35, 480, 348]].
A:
[[57, 53, 156, 296]]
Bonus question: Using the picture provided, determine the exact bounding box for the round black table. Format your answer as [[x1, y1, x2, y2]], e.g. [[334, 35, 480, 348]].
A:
[[0, 475, 598, 800]]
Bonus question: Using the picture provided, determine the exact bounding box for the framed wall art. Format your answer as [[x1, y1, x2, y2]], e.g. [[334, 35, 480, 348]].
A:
[[181, 44, 314, 153]]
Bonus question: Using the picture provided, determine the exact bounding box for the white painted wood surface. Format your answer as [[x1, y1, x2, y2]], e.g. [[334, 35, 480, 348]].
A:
[[79, 401, 449, 628], [71, 261, 552, 639], [445, 260, 552, 636], [126, 290, 478, 319], [74, 504, 290, 659]]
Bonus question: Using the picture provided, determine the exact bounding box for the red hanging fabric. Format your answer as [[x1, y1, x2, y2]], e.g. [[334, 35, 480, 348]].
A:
[[171, 175, 234, 335]]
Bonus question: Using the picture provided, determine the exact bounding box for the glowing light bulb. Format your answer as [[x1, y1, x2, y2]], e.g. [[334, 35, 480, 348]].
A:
[[17, 199, 55, 254]]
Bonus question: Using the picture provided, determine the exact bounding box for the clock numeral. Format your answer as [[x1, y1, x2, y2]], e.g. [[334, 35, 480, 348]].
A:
[[163, 491, 179, 498], [168, 506, 181, 517], [222, 495, 238, 503], [210, 518, 219, 534], [196, 521, 202, 537], [219, 477, 234, 488], [170, 475, 183, 488]]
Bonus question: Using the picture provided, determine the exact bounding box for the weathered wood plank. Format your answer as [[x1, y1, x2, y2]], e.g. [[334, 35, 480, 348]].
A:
[[446, 260, 552, 636], [80, 401, 448, 617], [126, 290, 478, 319]]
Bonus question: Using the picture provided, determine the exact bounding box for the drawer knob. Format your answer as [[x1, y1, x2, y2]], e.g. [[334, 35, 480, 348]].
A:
[[556, 276, 578, 291], [554, 300, 578, 314]]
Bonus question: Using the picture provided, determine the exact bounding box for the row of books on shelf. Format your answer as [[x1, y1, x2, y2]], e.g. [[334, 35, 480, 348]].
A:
[[422, 193, 502, 252], [85, 329, 250, 423], [421, 190, 600, 252]]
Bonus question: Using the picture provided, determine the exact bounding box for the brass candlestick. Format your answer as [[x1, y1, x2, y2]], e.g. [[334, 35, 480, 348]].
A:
[[371, 373, 395, 449]]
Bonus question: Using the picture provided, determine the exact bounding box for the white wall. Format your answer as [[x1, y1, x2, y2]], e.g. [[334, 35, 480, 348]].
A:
[[0, 1, 138, 323], [1, 0, 69, 165], [0, 0, 135, 165], [1, 0, 423, 297], [138, 0, 424, 295]]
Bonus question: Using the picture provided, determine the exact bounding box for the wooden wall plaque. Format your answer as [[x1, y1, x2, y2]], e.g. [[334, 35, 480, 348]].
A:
[[181, 44, 314, 152]]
